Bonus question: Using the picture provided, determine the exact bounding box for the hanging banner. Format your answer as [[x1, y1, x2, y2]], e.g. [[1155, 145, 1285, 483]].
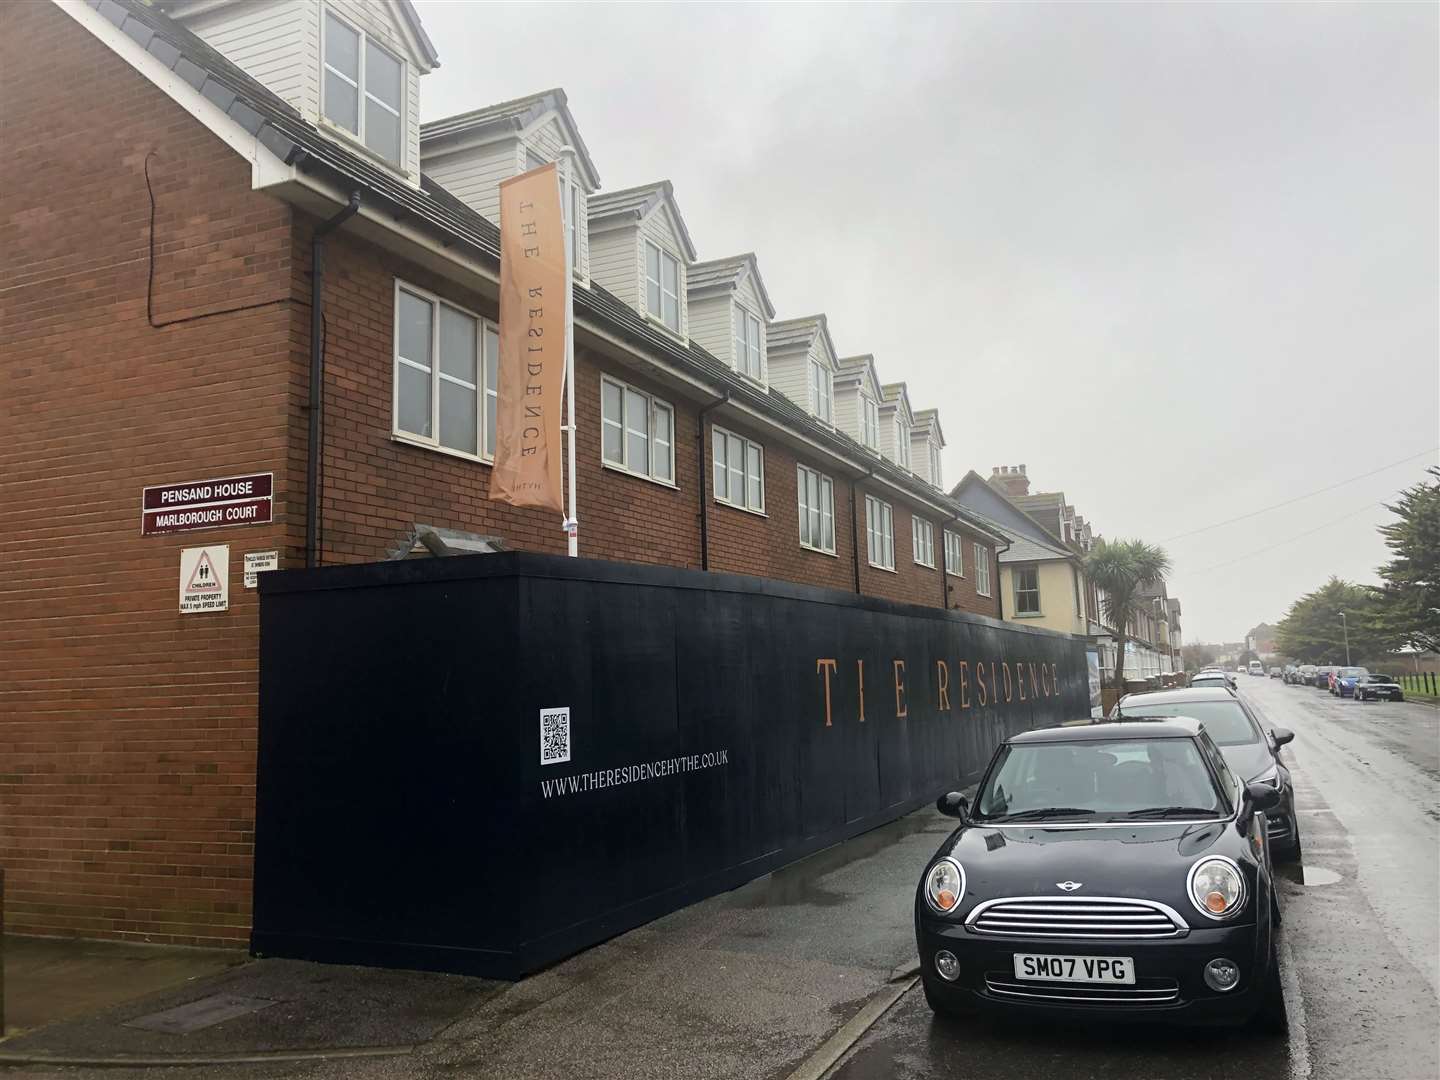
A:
[[491, 162, 566, 512]]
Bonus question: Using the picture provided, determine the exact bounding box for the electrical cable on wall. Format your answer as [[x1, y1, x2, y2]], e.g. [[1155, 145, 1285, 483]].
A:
[[144, 150, 294, 329]]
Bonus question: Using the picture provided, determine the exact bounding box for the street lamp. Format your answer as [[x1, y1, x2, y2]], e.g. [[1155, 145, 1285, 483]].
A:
[[1339, 611, 1351, 666]]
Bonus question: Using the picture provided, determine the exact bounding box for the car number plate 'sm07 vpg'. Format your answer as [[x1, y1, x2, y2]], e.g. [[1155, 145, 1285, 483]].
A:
[[1014, 953, 1135, 984]]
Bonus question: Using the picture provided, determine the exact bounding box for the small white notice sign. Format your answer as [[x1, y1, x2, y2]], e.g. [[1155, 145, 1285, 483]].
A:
[[179, 545, 229, 613], [540, 707, 571, 765], [244, 550, 279, 588]]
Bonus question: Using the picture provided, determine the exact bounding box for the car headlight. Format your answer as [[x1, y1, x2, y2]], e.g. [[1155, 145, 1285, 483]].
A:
[[924, 857, 966, 915], [1188, 856, 1246, 920], [1253, 764, 1280, 788]]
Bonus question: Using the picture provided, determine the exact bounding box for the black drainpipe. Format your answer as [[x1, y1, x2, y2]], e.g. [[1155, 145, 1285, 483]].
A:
[[305, 193, 362, 569], [941, 517, 960, 610], [850, 469, 872, 594], [696, 390, 730, 571]]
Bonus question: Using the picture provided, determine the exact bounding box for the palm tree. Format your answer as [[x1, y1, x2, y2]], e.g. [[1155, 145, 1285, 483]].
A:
[[1084, 539, 1172, 690]]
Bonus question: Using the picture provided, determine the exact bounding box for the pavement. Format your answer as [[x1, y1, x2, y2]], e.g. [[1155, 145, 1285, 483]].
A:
[[3, 677, 1435, 1079], [1, 937, 244, 1039]]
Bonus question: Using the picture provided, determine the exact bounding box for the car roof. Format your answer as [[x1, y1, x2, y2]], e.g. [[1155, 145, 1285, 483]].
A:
[[1120, 687, 1239, 705], [1010, 718, 1203, 744]]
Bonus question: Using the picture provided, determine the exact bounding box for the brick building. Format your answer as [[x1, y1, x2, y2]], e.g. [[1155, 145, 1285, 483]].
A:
[[2, 0, 1008, 946]]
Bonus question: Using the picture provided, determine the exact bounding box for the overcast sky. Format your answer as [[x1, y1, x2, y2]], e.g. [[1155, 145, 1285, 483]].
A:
[[413, 1, 1438, 643]]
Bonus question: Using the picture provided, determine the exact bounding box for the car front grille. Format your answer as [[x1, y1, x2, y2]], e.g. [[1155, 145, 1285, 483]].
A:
[[1266, 814, 1292, 841], [985, 973, 1181, 1006], [966, 897, 1189, 939]]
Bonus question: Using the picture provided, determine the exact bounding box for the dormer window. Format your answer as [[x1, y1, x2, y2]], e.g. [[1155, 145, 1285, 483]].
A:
[[809, 359, 833, 423], [896, 419, 911, 468], [645, 241, 681, 332], [323, 10, 404, 166], [527, 149, 582, 275], [861, 395, 879, 451], [929, 443, 942, 488], [734, 306, 763, 380]]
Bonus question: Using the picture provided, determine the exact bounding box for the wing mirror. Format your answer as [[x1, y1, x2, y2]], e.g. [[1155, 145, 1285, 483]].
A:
[[1245, 783, 1281, 813], [1271, 727, 1294, 747], [936, 791, 969, 820]]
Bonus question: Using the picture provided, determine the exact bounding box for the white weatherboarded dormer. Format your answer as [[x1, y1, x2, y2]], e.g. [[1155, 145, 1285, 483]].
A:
[[687, 254, 775, 385], [767, 316, 839, 426], [587, 182, 697, 341], [420, 89, 601, 285], [879, 383, 915, 470], [910, 409, 945, 489], [834, 354, 883, 454], [160, 0, 439, 183]]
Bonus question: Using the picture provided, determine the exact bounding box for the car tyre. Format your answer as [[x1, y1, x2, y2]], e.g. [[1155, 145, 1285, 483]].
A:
[[1252, 935, 1289, 1037]]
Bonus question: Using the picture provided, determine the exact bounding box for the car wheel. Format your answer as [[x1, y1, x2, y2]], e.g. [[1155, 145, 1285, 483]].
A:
[[1252, 934, 1289, 1037]]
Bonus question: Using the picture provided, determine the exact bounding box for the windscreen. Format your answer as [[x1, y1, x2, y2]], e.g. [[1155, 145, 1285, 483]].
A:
[[974, 738, 1224, 822], [1115, 700, 1259, 746], [1340, 667, 1367, 678]]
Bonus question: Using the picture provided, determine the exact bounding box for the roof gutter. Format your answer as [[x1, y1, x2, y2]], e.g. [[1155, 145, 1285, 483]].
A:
[[305, 191, 362, 569]]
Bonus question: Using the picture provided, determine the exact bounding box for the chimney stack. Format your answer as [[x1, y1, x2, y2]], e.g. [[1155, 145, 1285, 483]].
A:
[[989, 464, 1030, 497]]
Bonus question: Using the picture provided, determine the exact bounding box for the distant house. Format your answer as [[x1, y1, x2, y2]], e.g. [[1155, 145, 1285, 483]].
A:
[[953, 465, 1174, 679]]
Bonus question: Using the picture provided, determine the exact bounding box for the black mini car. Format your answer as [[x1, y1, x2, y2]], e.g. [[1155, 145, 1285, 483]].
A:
[[916, 720, 1286, 1030], [1353, 673, 1405, 702]]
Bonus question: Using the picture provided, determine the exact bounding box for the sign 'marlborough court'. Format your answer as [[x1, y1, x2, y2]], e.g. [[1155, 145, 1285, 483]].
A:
[[253, 553, 1088, 978]]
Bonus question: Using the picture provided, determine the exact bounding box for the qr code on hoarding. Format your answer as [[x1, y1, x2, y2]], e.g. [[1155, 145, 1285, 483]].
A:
[[540, 707, 571, 765]]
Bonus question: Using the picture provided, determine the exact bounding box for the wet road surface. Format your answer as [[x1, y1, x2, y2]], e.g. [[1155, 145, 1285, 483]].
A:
[[827, 675, 1440, 1080]]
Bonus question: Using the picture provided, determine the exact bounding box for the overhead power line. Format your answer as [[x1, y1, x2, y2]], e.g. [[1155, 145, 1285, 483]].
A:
[[1162, 447, 1437, 543], [1184, 503, 1383, 576]]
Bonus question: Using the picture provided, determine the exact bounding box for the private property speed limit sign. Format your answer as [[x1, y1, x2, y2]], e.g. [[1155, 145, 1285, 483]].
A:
[[179, 545, 229, 613]]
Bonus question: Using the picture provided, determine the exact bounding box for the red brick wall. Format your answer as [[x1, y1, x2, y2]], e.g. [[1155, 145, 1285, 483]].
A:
[[942, 528, 1002, 619], [304, 230, 703, 568], [0, 0, 295, 945], [703, 418, 857, 592]]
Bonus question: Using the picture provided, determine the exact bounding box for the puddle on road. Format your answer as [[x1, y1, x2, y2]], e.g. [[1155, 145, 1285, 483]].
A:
[[1301, 865, 1342, 886]]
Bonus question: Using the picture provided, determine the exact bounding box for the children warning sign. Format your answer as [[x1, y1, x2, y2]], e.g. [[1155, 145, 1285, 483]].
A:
[[179, 545, 229, 613]]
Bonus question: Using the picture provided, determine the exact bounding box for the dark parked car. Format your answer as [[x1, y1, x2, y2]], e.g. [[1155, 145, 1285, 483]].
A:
[[917, 720, 1286, 1030], [1331, 667, 1369, 697], [1292, 665, 1317, 686], [1112, 688, 1300, 862], [1353, 673, 1405, 702], [1311, 666, 1339, 689]]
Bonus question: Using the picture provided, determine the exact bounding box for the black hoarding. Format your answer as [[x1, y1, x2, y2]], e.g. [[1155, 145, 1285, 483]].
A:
[[253, 553, 1088, 978]]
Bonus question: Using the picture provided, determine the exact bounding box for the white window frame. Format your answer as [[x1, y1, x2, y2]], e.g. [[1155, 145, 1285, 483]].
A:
[[865, 495, 895, 571], [929, 443, 942, 488], [797, 465, 836, 555], [809, 359, 833, 423], [391, 281, 496, 462], [526, 149, 583, 280], [644, 240, 682, 333], [860, 394, 879, 451], [712, 425, 765, 513], [896, 419, 911, 469], [321, 8, 406, 168], [601, 374, 675, 485], [944, 530, 964, 577], [1015, 565, 1042, 615], [975, 543, 991, 596], [912, 515, 935, 568], [733, 305, 764, 381]]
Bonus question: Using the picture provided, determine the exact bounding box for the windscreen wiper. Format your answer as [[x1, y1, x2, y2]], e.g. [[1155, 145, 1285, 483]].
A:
[[1122, 806, 1218, 818], [988, 807, 1094, 822]]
